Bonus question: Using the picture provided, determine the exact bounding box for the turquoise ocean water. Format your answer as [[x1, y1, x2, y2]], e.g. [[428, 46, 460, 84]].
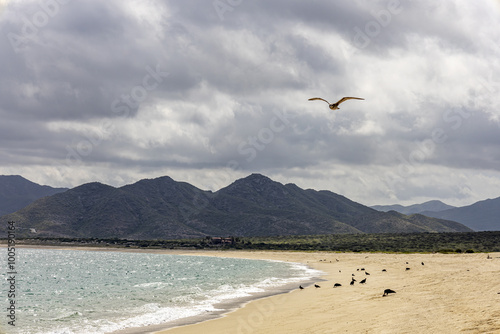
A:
[[1, 248, 321, 334]]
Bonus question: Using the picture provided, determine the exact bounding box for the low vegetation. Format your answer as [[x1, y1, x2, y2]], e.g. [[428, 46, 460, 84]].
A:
[[7, 231, 500, 253]]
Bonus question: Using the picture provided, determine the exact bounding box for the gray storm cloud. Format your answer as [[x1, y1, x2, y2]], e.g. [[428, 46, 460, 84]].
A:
[[0, 0, 499, 206]]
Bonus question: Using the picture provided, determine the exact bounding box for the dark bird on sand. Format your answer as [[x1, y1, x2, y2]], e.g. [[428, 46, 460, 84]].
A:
[[308, 97, 364, 110], [382, 269, 387, 272], [350, 280, 355, 286], [406, 268, 411, 271], [299, 285, 304, 290], [333, 283, 342, 288], [383, 289, 396, 296], [360, 278, 367, 284], [365, 272, 370, 275], [314, 284, 321, 288], [421, 262, 425, 265]]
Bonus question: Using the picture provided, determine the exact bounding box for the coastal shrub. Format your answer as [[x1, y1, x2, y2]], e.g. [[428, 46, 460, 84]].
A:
[[437, 249, 455, 254], [10, 231, 500, 253]]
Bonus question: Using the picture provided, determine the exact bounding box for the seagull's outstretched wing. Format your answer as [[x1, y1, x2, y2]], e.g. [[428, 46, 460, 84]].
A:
[[335, 97, 365, 105], [308, 97, 330, 104]]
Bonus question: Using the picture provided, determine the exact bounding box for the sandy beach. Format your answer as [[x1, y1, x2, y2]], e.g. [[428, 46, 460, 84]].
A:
[[17, 246, 500, 333], [155, 250, 500, 334]]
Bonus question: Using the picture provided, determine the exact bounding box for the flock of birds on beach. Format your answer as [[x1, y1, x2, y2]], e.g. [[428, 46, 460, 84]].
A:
[[299, 259, 426, 297], [305, 96, 422, 297]]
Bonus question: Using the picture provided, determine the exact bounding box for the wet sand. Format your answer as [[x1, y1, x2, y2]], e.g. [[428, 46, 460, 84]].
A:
[[156, 250, 500, 334]]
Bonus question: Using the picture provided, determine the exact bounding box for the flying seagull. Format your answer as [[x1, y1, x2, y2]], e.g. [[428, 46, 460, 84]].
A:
[[308, 97, 364, 110]]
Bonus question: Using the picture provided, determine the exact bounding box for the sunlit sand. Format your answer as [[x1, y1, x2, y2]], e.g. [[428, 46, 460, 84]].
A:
[[158, 250, 500, 334]]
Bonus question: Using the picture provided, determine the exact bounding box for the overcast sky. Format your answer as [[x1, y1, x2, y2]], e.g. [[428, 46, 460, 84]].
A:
[[1, 0, 499, 206]]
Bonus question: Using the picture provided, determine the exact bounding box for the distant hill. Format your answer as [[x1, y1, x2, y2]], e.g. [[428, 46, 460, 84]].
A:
[[421, 197, 500, 231], [0, 175, 68, 216], [371, 200, 456, 215], [0, 174, 472, 239]]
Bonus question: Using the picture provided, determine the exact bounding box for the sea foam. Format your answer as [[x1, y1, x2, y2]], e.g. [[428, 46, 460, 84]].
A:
[[8, 248, 322, 334]]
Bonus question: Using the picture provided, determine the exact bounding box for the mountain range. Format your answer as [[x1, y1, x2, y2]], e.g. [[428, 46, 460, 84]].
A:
[[371, 199, 500, 231], [0, 175, 68, 216], [420, 198, 500, 231], [0, 174, 472, 239], [371, 200, 456, 215]]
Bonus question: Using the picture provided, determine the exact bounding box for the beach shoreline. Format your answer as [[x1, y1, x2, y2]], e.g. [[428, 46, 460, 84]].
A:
[[16, 246, 500, 334], [108, 278, 321, 334], [16, 246, 324, 334], [155, 250, 500, 334]]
